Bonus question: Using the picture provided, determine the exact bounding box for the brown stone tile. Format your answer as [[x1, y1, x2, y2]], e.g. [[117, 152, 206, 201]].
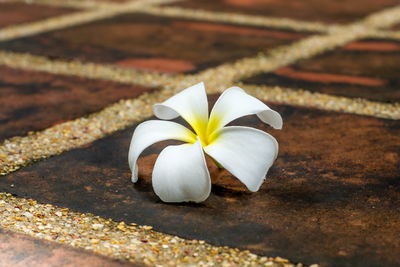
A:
[[91, 0, 129, 1], [0, 3, 77, 28], [243, 39, 400, 102], [0, 66, 155, 141], [165, 0, 400, 24], [0, 229, 141, 267], [1, 99, 399, 266], [390, 24, 400, 30], [0, 13, 310, 73]]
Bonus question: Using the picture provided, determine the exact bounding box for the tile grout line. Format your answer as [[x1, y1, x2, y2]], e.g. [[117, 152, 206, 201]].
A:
[[1, 5, 400, 176], [0, 50, 182, 88], [0, 0, 341, 35], [187, 6, 400, 91], [0, 0, 116, 10], [0, 0, 186, 42], [240, 84, 400, 120], [132, 5, 336, 33], [139, 7, 400, 40], [366, 29, 400, 40], [0, 192, 298, 266], [2, 0, 400, 39]]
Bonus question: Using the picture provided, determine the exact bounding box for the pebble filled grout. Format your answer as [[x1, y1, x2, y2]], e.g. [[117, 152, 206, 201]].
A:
[[0, 193, 309, 267]]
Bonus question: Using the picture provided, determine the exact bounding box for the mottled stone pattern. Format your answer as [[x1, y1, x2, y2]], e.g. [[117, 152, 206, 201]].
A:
[[0, 66, 155, 141], [0, 3, 76, 28], [0, 229, 141, 267], [244, 39, 400, 102], [2, 101, 399, 267], [165, 0, 400, 23], [0, 13, 309, 73]]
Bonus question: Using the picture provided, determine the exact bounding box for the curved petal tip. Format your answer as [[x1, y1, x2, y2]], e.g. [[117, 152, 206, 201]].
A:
[[259, 109, 283, 130]]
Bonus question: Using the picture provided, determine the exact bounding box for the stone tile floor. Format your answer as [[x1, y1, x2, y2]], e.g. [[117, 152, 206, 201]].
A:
[[0, 0, 399, 266]]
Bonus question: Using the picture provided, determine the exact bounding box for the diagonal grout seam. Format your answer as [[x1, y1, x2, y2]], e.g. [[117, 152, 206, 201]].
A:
[[0, 50, 181, 88]]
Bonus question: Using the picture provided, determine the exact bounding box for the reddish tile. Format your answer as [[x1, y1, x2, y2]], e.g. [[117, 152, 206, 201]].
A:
[[243, 39, 400, 102], [0, 13, 310, 73], [344, 40, 400, 52], [1, 100, 399, 266], [0, 229, 141, 267], [0, 3, 77, 28], [0, 66, 155, 141], [391, 24, 400, 30], [165, 0, 400, 23], [116, 58, 196, 73], [274, 67, 385, 87], [92, 0, 130, 1]]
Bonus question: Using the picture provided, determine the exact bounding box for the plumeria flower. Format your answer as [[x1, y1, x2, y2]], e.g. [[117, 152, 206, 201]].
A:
[[128, 82, 282, 203]]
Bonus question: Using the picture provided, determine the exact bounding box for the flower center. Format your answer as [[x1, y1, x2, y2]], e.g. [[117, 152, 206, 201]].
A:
[[190, 116, 221, 147], [197, 128, 209, 147], [198, 122, 221, 147]]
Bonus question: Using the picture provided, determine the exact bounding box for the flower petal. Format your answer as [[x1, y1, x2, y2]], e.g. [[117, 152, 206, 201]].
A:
[[207, 86, 282, 136], [128, 120, 196, 183], [204, 126, 278, 192], [152, 140, 211, 203], [153, 82, 209, 138]]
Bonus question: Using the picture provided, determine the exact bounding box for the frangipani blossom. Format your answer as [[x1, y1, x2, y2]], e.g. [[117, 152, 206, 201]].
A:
[[128, 82, 282, 203]]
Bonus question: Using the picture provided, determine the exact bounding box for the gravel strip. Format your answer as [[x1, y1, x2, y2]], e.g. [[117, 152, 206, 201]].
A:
[[0, 193, 308, 267]]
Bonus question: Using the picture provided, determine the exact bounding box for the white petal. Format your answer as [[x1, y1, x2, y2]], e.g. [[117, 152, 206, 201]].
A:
[[153, 82, 209, 137], [207, 86, 282, 136], [204, 126, 278, 192], [128, 120, 196, 183], [152, 140, 211, 203]]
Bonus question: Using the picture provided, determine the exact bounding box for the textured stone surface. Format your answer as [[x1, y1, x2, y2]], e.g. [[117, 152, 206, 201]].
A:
[[1, 100, 399, 266], [0, 2, 76, 28], [165, 0, 400, 23], [0, 13, 309, 73], [1, 1, 400, 266], [244, 39, 400, 102], [0, 66, 155, 141], [0, 229, 141, 267]]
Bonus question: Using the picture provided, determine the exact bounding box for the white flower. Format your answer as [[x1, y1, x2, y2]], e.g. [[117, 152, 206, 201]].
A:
[[128, 82, 282, 203]]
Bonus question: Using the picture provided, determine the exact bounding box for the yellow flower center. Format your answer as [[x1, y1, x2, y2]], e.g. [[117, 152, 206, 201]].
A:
[[189, 116, 221, 147]]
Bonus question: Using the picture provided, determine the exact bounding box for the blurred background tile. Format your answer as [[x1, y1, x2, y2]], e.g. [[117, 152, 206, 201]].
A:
[[0, 2, 78, 28]]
